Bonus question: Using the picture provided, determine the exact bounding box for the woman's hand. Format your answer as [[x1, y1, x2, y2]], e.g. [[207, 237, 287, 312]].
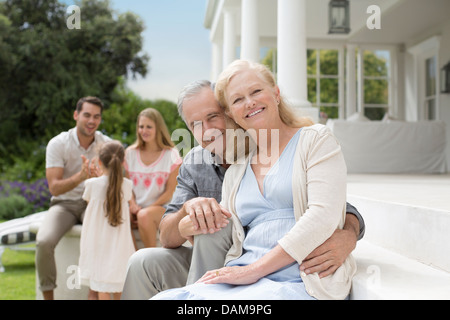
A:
[[197, 245, 295, 286], [196, 265, 261, 286], [129, 201, 141, 229]]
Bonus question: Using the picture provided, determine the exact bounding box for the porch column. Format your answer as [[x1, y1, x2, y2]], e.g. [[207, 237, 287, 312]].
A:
[[223, 8, 237, 69], [277, 0, 317, 122], [241, 0, 260, 62], [346, 44, 357, 117], [211, 41, 223, 81]]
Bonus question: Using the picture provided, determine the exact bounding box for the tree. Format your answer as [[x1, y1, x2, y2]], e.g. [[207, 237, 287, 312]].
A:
[[0, 0, 149, 166], [101, 78, 189, 151]]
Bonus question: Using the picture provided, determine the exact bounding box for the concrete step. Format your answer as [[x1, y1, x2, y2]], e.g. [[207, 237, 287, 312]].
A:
[[351, 240, 450, 300], [347, 174, 450, 273], [347, 174, 450, 299]]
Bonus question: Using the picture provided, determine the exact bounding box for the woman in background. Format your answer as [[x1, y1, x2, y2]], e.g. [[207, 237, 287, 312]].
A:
[[124, 108, 182, 247]]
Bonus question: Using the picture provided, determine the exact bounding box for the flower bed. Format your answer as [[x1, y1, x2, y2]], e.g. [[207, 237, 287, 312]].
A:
[[0, 179, 51, 220]]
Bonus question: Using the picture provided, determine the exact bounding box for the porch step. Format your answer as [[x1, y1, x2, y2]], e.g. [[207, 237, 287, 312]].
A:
[[348, 174, 450, 272], [347, 174, 450, 299], [351, 240, 450, 300], [348, 194, 450, 273]]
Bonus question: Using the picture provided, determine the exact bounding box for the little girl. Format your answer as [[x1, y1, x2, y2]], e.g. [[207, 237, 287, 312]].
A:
[[79, 140, 135, 300]]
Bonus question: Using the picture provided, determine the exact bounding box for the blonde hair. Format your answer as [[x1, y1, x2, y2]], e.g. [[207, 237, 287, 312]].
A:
[[131, 108, 175, 150], [214, 59, 314, 128], [98, 140, 125, 227]]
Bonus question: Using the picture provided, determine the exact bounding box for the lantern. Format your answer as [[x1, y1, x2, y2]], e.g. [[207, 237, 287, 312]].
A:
[[329, 0, 350, 34]]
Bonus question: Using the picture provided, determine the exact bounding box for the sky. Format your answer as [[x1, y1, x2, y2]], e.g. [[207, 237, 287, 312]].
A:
[[65, 0, 213, 103], [111, 0, 212, 103]]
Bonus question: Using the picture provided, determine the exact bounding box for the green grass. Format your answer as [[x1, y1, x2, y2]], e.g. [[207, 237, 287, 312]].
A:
[[0, 246, 36, 300]]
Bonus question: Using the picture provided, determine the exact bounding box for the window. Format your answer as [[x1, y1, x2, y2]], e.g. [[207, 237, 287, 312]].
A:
[[406, 36, 440, 121], [359, 49, 391, 120], [307, 49, 341, 120]]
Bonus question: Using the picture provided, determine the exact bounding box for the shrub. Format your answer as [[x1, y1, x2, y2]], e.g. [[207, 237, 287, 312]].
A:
[[0, 179, 51, 218], [0, 195, 34, 220]]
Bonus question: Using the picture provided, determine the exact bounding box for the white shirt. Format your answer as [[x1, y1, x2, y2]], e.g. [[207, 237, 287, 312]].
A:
[[45, 127, 111, 201]]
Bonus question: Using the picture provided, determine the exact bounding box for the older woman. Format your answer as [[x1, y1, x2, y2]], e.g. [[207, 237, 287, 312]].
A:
[[152, 60, 356, 300]]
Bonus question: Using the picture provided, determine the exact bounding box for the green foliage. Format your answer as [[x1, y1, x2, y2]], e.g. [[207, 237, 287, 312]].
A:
[[101, 79, 189, 148], [261, 48, 276, 72], [362, 50, 389, 120], [0, 195, 34, 220], [0, 0, 149, 167], [0, 140, 47, 182], [0, 178, 51, 217]]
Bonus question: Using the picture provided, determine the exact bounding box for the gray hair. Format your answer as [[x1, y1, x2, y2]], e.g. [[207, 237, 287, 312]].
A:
[[177, 80, 214, 123]]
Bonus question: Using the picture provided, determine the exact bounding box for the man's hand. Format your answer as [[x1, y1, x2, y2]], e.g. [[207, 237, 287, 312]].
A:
[[300, 214, 359, 278], [178, 215, 197, 244], [88, 156, 102, 178], [183, 197, 232, 235], [300, 229, 356, 278], [46, 155, 92, 197], [80, 155, 90, 180]]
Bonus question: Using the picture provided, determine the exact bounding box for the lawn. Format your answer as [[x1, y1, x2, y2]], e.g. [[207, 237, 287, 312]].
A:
[[0, 245, 36, 300]]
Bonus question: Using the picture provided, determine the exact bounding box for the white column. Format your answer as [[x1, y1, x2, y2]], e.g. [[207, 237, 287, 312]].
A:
[[211, 41, 223, 81], [241, 0, 259, 62], [277, 0, 316, 121], [223, 8, 237, 69], [346, 44, 357, 117]]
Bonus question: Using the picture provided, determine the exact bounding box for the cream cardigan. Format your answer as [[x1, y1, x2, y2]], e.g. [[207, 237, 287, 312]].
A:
[[221, 124, 356, 300]]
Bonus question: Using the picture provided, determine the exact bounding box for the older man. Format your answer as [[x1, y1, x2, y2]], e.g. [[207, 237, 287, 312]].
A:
[[120, 81, 364, 299]]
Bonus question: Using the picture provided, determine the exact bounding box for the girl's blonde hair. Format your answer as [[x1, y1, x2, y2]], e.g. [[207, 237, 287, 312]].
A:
[[131, 108, 175, 150], [98, 140, 125, 227], [214, 59, 314, 128]]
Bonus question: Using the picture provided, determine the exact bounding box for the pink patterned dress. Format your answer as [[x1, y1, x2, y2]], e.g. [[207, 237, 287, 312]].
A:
[[124, 147, 182, 208]]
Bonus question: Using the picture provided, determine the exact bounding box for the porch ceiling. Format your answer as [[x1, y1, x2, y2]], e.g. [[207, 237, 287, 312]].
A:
[[205, 0, 450, 47], [349, 0, 450, 45]]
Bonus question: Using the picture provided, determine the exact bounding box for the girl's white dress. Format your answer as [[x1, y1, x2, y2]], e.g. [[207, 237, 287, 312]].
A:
[[79, 175, 135, 293]]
